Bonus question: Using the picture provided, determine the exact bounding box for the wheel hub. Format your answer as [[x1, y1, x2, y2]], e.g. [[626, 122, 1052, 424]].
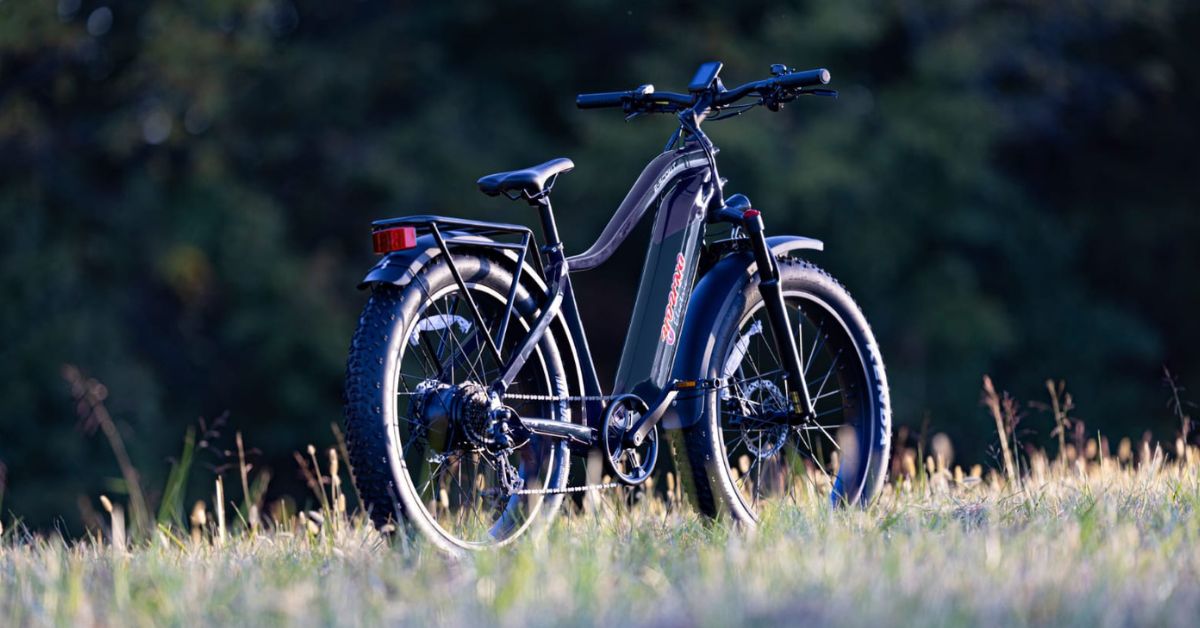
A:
[[415, 381, 506, 450], [449, 382, 497, 448], [737, 380, 790, 458]]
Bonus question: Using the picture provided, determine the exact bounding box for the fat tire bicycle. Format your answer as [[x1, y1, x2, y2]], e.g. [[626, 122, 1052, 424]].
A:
[[342, 62, 891, 554]]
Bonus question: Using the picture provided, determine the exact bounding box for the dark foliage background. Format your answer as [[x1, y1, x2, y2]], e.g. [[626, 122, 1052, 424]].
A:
[[1, 0, 1196, 528]]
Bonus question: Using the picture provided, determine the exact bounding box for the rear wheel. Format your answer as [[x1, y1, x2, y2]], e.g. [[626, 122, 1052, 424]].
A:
[[343, 255, 570, 553], [677, 259, 890, 522]]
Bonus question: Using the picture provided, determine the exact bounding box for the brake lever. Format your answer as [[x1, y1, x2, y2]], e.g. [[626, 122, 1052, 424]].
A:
[[803, 89, 839, 98], [763, 86, 799, 112], [620, 84, 659, 121]]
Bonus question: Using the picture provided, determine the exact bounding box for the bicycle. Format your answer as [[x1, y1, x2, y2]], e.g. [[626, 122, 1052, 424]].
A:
[[343, 62, 891, 554]]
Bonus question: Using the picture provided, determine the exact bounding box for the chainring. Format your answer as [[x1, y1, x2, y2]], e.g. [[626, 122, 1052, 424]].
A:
[[601, 394, 659, 486]]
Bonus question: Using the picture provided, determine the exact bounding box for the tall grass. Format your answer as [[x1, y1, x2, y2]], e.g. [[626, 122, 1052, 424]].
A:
[[2, 369, 1195, 626], [3, 441, 1199, 626]]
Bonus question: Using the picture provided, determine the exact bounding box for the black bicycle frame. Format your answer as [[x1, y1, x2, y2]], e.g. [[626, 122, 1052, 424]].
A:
[[489, 146, 713, 431], [365, 137, 814, 448]]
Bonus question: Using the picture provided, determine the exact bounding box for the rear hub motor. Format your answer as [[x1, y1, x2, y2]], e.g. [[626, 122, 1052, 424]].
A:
[[416, 381, 507, 451]]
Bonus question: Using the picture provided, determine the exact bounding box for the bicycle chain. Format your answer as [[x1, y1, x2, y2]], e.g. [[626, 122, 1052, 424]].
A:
[[503, 393, 641, 494], [509, 482, 624, 495], [500, 392, 613, 403], [424, 389, 720, 497]]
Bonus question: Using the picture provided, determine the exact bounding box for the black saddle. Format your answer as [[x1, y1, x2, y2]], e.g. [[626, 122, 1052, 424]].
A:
[[477, 158, 574, 199]]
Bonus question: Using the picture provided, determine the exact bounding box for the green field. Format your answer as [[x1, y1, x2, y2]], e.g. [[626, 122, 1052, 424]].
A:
[[3, 450, 1199, 627]]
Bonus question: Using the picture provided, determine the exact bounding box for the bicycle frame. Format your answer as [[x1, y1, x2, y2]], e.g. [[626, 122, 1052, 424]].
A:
[[362, 132, 817, 450], [548, 146, 713, 433]]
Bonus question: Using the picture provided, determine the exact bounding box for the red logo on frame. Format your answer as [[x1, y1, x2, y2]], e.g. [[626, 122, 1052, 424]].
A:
[[660, 252, 687, 345]]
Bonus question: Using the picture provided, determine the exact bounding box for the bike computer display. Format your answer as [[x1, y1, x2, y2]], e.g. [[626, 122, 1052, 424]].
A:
[[687, 61, 723, 92]]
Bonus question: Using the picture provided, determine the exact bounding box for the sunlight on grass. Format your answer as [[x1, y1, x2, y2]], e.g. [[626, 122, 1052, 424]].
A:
[[3, 447, 1199, 626]]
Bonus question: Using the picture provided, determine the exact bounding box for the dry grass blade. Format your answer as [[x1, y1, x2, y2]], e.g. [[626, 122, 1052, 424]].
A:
[[215, 477, 226, 546], [982, 375, 1017, 485], [236, 431, 259, 532], [0, 460, 7, 520], [63, 365, 152, 536]]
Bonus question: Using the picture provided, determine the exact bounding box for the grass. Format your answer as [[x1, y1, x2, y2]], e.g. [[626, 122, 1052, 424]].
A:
[[3, 370, 1195, 625], [3, 450, 1200, 627]]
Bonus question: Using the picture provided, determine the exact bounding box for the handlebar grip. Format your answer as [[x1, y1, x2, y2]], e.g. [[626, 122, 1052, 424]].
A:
[[777, 68, 831, 89], [576, 91, 627, 109]]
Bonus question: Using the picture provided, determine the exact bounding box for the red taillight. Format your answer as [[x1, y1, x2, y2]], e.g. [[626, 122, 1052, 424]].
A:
[[372, 226, 417, 254]]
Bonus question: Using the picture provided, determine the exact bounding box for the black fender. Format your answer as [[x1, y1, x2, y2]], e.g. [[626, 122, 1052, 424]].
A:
[[358, 231, 478, 288], [357, 232, 587, 413], [663, 235, 824, 430]]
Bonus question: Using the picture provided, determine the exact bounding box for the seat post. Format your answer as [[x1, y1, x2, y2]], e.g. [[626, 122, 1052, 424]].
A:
[[532, 197, 563, 249]]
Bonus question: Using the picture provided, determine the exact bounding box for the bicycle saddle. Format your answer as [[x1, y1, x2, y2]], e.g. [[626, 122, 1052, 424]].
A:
[[477, 158, 574, 199]]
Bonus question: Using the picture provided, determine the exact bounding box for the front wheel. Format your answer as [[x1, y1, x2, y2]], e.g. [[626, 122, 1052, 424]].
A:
[[677, 259, 891, 522]]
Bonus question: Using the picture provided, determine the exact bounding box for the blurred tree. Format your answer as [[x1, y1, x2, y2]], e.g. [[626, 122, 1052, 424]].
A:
[[0, 0, 1195, 528]]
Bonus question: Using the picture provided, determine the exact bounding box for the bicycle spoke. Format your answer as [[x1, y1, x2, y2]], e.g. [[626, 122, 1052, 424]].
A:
[[384, 278, 564, 545], [809, 348, 842, 402], [803, 321, 825, 377], [716, 295, 869, 512], [795, 429, 832, 482], [808, 422, 841, 452]]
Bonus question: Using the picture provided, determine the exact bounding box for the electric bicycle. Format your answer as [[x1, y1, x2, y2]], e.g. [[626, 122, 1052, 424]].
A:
[[343, 62, 891, 554]]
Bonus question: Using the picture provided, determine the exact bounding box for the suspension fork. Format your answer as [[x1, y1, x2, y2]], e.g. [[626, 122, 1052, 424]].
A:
[[687, 118, 811, 418], [729, 207, 815, 420]]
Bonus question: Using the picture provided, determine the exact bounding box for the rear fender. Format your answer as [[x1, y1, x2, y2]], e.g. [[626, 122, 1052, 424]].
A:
[[357, 232, 587, 415], [358, 232, 488, 288], [663, 235, 823, 430]]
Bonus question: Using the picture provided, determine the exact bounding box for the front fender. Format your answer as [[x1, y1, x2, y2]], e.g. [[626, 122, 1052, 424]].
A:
[[663, 235, 823, 430]]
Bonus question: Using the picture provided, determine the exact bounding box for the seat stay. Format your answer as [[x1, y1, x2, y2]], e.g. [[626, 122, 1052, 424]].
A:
[[491, 252, 569, 396], [428, 224, 503, 365]]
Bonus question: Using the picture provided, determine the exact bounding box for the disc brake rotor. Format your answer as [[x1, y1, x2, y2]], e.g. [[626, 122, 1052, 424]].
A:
[[735, 380, 789, 458]]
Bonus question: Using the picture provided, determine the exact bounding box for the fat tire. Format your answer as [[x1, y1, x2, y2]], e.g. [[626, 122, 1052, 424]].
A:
[[676, 258, 891, 524], [343, 255, 570, 553]]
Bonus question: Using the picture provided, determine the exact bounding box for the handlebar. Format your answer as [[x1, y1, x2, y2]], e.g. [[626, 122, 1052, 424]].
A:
[[575, 91, 626, 109], [779, 68, 831, 89], [576, 66, 831, 114], [575, 89, 694, 110]]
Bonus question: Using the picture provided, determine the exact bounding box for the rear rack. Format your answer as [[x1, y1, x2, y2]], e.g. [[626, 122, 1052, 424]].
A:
[[372, 214, 530, 239], [371, 215, 545, 352], [374, 212, 541, 270]]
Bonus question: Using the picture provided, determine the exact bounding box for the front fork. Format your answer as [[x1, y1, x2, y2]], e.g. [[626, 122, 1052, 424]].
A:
[[726, 206, 815, 421]]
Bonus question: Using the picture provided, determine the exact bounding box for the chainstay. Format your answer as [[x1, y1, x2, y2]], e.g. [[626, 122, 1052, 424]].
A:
[[394, 391, 614, 402], [501, 378, 731, 403]]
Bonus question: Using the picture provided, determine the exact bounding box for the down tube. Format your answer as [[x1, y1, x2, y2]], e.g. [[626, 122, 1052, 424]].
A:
[[612, 171, 714, 400]]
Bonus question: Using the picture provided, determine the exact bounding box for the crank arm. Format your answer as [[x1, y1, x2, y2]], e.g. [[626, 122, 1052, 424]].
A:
[[624, 388, 679, 447], [516, 417, 597, 447]]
